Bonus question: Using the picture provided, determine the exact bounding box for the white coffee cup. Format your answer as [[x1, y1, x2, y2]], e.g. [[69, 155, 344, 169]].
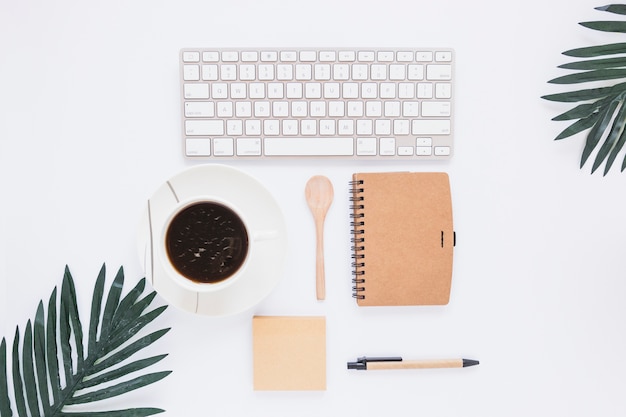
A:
[[140, 164, 287, 316], [160, 197, 277, 294]]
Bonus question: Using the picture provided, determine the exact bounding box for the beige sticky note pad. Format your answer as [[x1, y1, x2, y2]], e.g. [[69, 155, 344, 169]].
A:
[[252, 316, 326, 391]]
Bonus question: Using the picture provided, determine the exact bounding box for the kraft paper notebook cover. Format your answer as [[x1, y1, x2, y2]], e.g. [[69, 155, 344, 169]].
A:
[[252, 316, 326, 391], [350, 172, 454, 306]]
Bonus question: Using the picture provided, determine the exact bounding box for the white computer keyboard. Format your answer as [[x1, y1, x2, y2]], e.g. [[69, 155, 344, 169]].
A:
[[180, 48, 454, 159]]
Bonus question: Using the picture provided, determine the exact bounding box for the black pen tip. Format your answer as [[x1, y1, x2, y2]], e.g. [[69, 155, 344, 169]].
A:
[[462, 359, 479, 367]]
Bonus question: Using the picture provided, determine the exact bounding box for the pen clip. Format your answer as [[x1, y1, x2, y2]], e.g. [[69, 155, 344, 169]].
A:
[[347, 356, 402, 370]]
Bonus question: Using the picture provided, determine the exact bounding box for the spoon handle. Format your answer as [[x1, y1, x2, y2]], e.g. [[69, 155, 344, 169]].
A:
[[314, 216, 326, 300]]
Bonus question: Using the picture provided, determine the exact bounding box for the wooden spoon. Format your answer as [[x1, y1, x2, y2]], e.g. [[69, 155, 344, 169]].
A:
[[305, 175, 334, 300]]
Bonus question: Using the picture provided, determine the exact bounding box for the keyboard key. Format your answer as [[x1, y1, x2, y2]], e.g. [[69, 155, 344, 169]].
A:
[[182, 51, 200, 62], [264, 137, 354, 156], [436, 83, 452, 99], [281, 51, 297, 62], [357, 137, 377, 155], [416, 51, 433, 62], [338, 51, 356, 61], [214, 138, 234, 156], [202, 51, 219, 62], [183, 83, 209, 99], [416, 137, 433, 147], [242, 51, 258, 61], [185, 120, 224, 136], [261, 51, 278, 61], [397, 51, 413, 62], [300, 51, 317, 62], [319, 51, 336, 62], [378, 51, 394, 62], [222, 51, 239, 62], [186, 138, 211, 156], [435, 51, 453, 62], [427, 64, 452, 80], [184, 101, 214, 117], [358, 51, 375, 62], [202, 65, 218, 80], [421, 101, 451, 117], [379, 137, 396, 155], [237, 138, 262, 155], [412, 120, 451, 135], [227, 120, 243, 135]]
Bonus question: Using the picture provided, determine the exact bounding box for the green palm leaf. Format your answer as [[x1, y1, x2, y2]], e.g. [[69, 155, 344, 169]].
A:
[[0, 264, 171, 417], [542, 4, 626, 175]]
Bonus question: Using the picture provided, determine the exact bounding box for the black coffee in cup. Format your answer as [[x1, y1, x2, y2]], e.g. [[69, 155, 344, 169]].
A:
[[165, 201, 249, 284]]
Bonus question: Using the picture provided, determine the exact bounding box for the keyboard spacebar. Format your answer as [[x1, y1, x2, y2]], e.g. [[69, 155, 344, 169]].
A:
[[264, 137, 354, 156]]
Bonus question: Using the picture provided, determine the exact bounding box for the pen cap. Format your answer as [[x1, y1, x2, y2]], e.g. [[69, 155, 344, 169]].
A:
[[347, 361, 367, 370]]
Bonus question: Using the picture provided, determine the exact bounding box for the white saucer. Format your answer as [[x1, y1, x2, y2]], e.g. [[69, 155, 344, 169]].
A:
[[138, 165, 288, 316]]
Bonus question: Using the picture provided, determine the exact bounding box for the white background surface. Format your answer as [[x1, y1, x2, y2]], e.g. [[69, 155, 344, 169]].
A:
[[2, 0, 626, 415]]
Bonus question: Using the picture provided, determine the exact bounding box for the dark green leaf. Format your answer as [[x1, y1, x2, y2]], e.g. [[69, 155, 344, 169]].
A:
[[582, 100, 619, 166], [111, 278, 146, 331], [90, 328, 170, 376], [563, 42, 626, 57], [100, 267, 125, 341], [553, 102, 601, 120], [3, 265, 170, 416], [59, 292, 72, 386], [0, 338, 12, 417], [606, 123, 626, 174], [78, 355, 168, 389], [598, 97, 626, 174], [88, 265, 106, 357], [580, 20, 626, 33], [596, 4, 626, 15], [22, 321, 41, 417], [555, 112, 601, 140], [559, 56, 626, 70], [67, 371, 171, 404], [548, 68, 626, 84], [11, 328, 27, 417], [59, 407, 165, 416], [111, 291, 156, 337], [46, 288, 61, 405], [542, 85, 617, 102], [61, 267, 84, 371], [33, 302, 50, 415], [104, 306, 167, 356]]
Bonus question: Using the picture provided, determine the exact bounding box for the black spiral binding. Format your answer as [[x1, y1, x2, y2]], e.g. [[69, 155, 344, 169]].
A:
[[349, 179, 366, 299]]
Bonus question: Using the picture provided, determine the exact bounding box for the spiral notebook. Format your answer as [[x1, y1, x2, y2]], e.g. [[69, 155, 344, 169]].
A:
[[350, 172, 454, 306]]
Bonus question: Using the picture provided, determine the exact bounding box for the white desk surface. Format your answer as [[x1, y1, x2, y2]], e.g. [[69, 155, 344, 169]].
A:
[[2, 1, 626, 415]]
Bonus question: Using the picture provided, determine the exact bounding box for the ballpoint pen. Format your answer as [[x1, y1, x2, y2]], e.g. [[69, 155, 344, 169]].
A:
[[347, 356, 479, 370]]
